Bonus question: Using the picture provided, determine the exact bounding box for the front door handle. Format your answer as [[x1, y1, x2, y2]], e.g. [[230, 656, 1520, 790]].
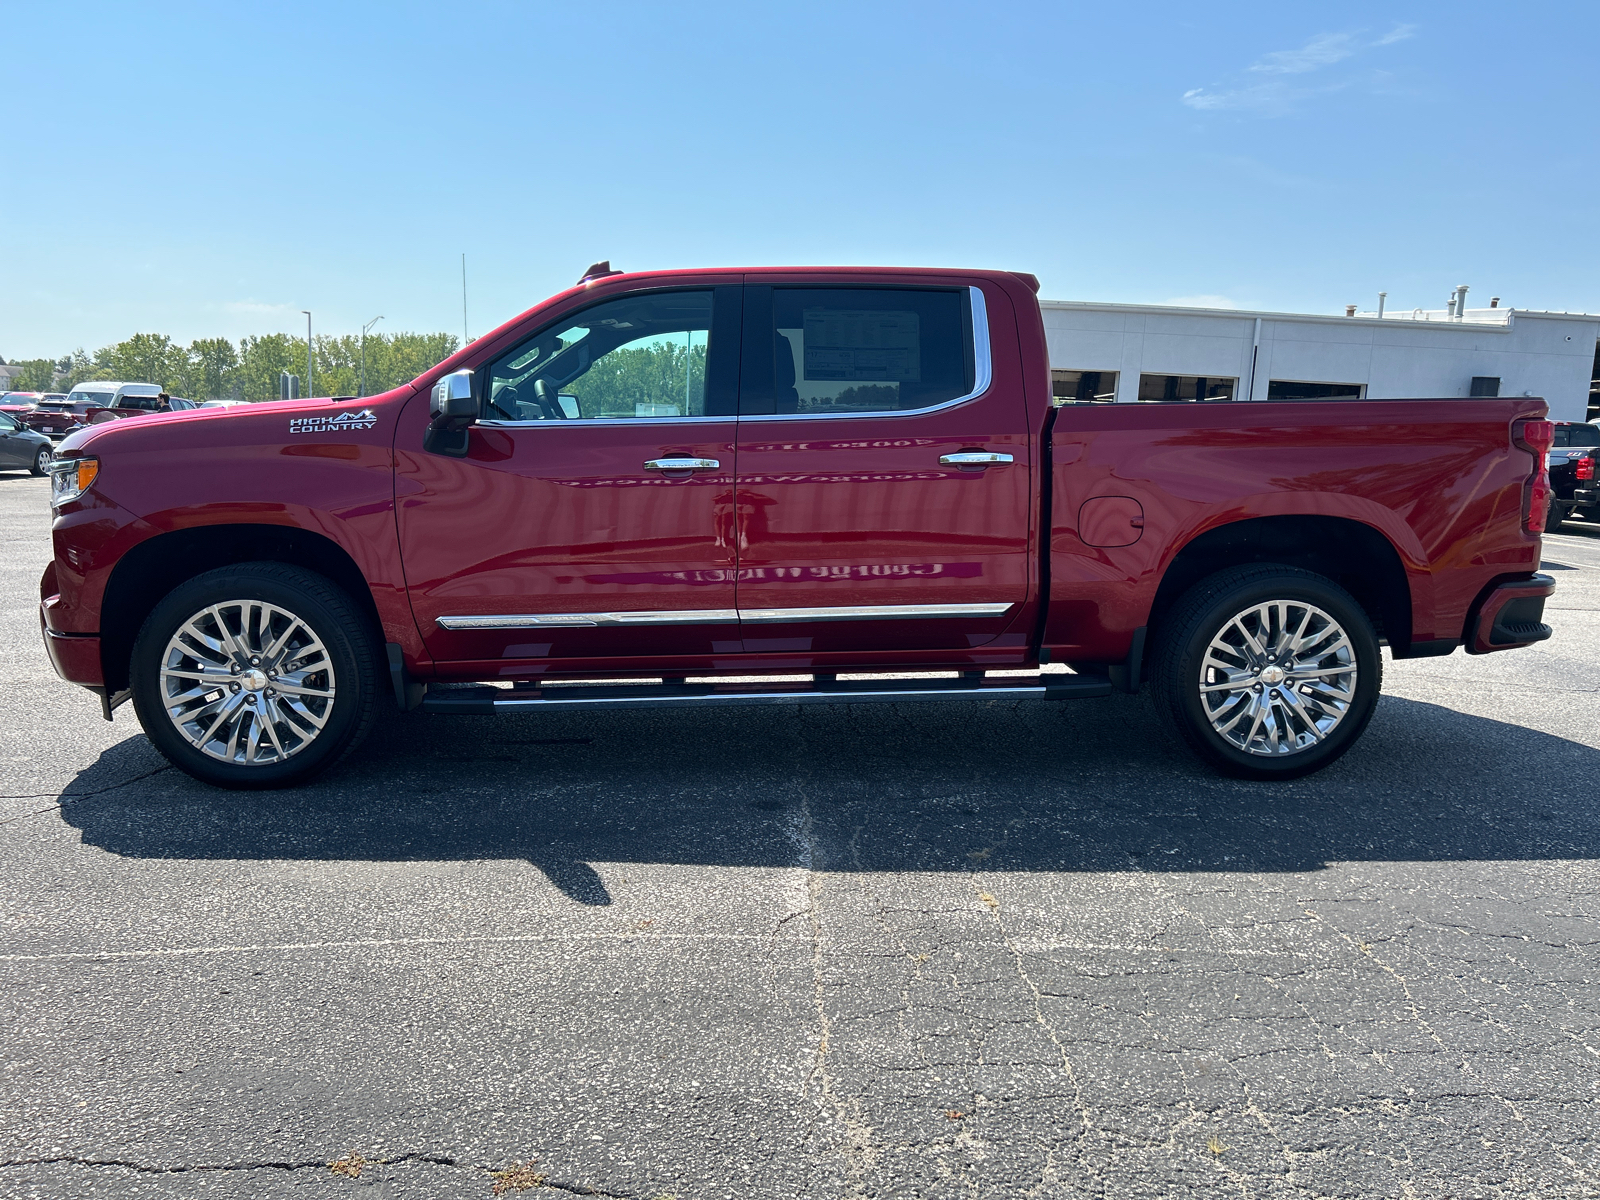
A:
[[939, 452, 1014, 467], [644, 457, 720, 472]]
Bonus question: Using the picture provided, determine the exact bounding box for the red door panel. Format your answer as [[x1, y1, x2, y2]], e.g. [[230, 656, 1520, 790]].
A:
[[393, 283, 742, 676], [733, 278, 1032, 658], [395, 420, 737, 668]]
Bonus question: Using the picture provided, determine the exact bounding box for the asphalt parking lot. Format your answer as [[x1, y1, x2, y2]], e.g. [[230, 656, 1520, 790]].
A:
[[2, 469, 1597, 1200]]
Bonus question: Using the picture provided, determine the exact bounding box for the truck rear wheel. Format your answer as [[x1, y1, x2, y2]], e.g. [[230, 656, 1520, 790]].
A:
[[129, 563, 381, 789], [1151, 565, 1382, 780]]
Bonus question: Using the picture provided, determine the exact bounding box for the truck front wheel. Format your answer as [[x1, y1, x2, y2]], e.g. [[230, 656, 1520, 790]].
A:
[[1151, 565, 1382, 780], [129, 563, 381, 789]]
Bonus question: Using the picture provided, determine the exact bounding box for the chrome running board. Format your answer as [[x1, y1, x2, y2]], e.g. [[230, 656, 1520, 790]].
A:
[[419, 672, 1112, 715]]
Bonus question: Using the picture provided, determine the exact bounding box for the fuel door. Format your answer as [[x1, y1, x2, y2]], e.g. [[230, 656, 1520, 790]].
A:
[[1077, 495, 1145, 548]]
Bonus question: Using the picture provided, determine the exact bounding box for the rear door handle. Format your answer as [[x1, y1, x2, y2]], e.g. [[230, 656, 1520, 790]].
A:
[[939, 452, 1014, 466], [644, 457, 720, 471]]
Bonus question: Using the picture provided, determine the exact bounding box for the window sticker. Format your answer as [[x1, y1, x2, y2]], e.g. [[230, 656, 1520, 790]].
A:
[[801, 309, 920, 382]]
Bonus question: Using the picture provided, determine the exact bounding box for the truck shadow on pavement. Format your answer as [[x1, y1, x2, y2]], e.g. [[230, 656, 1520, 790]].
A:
[[57, 693, 1600, 905]]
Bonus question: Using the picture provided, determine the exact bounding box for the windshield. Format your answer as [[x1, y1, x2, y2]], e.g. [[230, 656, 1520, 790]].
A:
[[1556, 424, 1600, 448], [66, 391, 113, 408]]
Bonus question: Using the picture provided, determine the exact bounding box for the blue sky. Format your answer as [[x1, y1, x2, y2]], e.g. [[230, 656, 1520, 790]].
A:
[[3, 1, 1596, 357]]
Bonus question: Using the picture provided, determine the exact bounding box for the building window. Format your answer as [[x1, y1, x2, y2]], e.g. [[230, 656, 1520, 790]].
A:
[[1137, 374, 1236, 402], [1469, 376, 1500, 397], [1267, 380, 1365, 400], [1051, 369, 1118, 403]]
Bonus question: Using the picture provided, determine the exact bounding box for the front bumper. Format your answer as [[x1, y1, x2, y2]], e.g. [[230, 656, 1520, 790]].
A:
[[1466, 573, 1556, 655], [40, 591, 103, 687]]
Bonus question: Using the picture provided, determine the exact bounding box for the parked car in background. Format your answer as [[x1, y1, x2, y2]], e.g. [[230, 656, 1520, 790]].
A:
[[0, 410, 52, 475], [198, 399, 249, 409], [167, 397, 199, 410], [1548, 421, 1600, 527], [25, 382, 166, 438], [0, 391, 43, 416]]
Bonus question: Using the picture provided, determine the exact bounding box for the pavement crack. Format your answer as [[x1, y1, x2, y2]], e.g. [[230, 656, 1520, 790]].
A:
[[0, 1153, 636, 1195], [792, 747, 878, 1197], [971, 877, 1094, 1139], [0, 766, 173, 826], [0, 1155, 358, 1174]]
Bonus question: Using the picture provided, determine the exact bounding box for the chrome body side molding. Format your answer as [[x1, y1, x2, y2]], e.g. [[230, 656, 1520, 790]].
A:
[[436, 601, 1013, 632], [737, 602, 1012, 624], [437, 609, 739, 630]]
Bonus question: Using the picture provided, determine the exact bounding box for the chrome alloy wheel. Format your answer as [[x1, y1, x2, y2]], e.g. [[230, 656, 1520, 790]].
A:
[[158, 600, 336, 766], [1198, 600, 1357, 757]]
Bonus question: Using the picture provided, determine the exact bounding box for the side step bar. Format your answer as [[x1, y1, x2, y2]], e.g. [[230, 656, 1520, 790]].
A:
[[419, 673, 1112, 715]]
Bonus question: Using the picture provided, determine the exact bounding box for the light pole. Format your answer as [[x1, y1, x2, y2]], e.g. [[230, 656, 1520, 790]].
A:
[[360, 315, 384, 397], [301, 311, 313, 399]]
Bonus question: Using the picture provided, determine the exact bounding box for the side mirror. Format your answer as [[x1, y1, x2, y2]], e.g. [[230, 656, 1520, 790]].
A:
[[425, 369, 477, 457]]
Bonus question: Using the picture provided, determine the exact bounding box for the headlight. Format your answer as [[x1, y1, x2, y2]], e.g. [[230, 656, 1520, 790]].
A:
[[49, 456, 99, 507]]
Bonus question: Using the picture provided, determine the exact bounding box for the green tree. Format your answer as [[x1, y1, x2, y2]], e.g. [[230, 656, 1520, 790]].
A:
[[9, 358, 58, 391], [55, 350, 96, 391], [27, 329, 462, 403], [380, 333, 459, 394], [185, 337, 240, 401], [562, 339, 706, 418], [237, 334, 300, 402], [95, 333, 190, 390]]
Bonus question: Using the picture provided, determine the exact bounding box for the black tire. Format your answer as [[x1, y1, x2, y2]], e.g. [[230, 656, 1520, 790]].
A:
[[129, 562, 382, 789], [1546, 500, 1566, 531], [29, 445, 50, 476], [1151, 564, 1382, 780]]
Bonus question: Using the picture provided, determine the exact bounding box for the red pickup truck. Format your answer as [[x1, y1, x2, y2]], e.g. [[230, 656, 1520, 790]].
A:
[[39, 265, 1556, 789]]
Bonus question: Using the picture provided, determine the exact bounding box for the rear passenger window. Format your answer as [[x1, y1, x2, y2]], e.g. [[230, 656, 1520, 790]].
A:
[[742, 287, 975, 415]]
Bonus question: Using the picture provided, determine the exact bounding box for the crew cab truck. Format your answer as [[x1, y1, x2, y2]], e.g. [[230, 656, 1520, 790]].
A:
[[39, 266, 1557, 789], [1547, 421, 1599, 527]]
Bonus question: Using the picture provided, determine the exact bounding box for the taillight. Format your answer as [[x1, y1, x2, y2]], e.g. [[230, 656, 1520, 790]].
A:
[[1578, 456, 1596, 481], [1513, 418, 1554, 534], [1515, 418, 1554, 456]]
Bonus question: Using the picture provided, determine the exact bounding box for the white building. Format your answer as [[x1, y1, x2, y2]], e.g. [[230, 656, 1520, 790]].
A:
[[1040, 299, 1600, 423]]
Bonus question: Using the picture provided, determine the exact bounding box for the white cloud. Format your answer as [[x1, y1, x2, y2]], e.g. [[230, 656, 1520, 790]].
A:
[[1376, 23, 1417, 45], [1181, 78, 1351, 114], [1249, 32, 1358, 75], [1183, 82, 1292, 113], [1182, 25, 1418, 115]]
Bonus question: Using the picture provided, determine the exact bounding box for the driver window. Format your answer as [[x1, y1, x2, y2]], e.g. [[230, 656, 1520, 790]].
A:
[[486, 290, 715, 422]]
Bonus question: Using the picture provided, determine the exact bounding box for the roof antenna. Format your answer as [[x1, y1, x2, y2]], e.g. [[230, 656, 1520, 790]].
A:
[[578, 260, 624, 284]]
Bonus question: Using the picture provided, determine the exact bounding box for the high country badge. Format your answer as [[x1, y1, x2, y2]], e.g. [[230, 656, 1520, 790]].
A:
[[289, 408, 378, 435]]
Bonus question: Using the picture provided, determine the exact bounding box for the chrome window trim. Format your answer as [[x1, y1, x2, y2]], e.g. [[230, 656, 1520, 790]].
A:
[[477, 286, 993, 429], [436, 601, 1014, 631], [739, 285, 992, 424]]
